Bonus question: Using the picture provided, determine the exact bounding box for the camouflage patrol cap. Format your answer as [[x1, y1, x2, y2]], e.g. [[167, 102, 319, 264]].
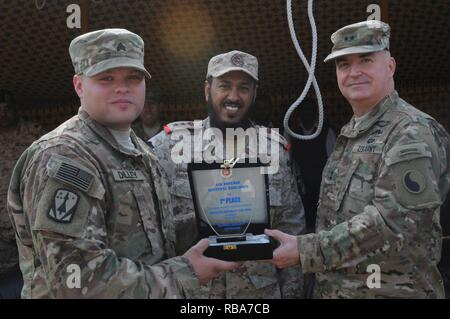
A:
[[206, 50, 258, 81], [69, 28, 151, 78], [324, 20, 390, 62]]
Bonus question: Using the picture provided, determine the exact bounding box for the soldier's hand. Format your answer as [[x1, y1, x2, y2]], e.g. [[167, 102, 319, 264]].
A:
[[265, 229, 300, 268], [183, 239, 239, 285]]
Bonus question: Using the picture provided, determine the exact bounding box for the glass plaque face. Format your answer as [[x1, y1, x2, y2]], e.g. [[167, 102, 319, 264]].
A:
[[191, 166, 268, 236]]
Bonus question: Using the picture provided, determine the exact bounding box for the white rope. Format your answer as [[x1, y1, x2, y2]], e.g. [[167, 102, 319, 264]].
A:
[[283, 0, 324, 140]]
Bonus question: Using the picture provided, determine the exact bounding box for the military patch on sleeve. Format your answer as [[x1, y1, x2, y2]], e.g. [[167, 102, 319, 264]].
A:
[[385, 143, 441, 209], [47, 154, 94, 193], [55, 162, 93, 192], [402, 170, 426, 194], [48, 189, 80, 223]]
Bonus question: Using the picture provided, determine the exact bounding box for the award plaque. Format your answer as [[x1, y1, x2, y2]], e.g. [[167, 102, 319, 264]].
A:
[[187, 159, 275, 261]]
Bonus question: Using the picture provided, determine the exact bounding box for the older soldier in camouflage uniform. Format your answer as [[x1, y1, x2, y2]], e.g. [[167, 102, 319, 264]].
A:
[[7, 29, 237, 299], [267, 20, 450, 298], [0, 91, 45, 298], [149, 50, 306, 298]]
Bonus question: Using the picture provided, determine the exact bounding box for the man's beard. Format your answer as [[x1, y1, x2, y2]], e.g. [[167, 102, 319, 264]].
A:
[[206, 92, 253, 132]]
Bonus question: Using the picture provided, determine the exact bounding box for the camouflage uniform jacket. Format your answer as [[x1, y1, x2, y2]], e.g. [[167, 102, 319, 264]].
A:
[[1, 120, 45, 275], [7, 108, 200, 298], [149, 118, 306, 298], [298, 91, 450, 298]]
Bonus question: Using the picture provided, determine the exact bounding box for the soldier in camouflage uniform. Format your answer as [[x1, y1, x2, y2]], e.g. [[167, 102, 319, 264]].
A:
[[149, 50, 306, 298], [266, 20, 450, 298], [6, 29, 237, 299], [0, 91, 45, 298]]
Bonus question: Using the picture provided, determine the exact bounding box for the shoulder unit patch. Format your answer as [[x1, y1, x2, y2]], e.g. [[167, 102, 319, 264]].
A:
[[402, 170, 426, 194], [48, 189, 80, 223]]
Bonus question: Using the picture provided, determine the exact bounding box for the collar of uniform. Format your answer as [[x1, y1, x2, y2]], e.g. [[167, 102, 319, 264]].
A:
[[341, 90, 398, 138], [129, 129, 148, 155], [78, 107, 144, 157], [131, 120, 145, 135]]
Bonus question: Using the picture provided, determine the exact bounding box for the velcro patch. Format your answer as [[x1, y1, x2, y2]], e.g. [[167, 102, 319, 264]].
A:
[[353, 143, 383, 154], [47, 155, 94, 192], [385, 143, 431, 166], [48, 189, 79, 223], [402, 170, 426, 194], [388, 156, 441, 210], [112, 169, 145, 182], [56, 162, 93, 191]]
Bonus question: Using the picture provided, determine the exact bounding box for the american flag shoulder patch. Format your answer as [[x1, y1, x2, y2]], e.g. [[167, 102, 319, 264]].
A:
[[47, 155, 94, 192]]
